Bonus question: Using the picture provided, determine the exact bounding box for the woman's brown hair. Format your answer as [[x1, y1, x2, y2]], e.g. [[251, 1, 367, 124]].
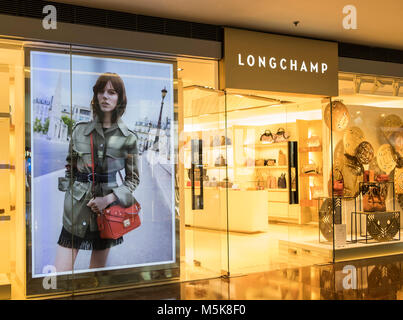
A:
[[91, 72, 127, 123]]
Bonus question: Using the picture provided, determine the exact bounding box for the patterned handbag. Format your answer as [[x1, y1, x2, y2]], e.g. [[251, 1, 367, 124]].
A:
[[394, 167, 403, 194]]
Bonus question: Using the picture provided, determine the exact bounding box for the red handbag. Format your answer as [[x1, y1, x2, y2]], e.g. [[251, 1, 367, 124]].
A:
[[90, 133, 141, 239]]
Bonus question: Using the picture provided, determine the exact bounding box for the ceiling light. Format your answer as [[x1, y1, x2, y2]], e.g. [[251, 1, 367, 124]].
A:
[[392, 80, 400, 96], [177, 68, 183, 71], [353, 75, 361, 94]]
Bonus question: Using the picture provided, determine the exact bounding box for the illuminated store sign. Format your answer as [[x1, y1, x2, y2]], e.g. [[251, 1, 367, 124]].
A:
[[221, 28, 338, 96], [237, 54, 329, 74]]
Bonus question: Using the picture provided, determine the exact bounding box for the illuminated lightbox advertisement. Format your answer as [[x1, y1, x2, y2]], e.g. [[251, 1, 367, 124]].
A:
[[30, 51, 175, 277]]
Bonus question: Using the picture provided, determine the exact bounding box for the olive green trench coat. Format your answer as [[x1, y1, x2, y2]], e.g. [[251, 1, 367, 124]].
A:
[[58, 117, 140, 238]]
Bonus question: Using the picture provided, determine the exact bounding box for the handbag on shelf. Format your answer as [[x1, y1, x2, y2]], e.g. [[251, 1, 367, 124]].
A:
[[264, 159, 276, 166], [278, 150, 287, 166], [278, 173, 287, 189], [376, 174, 389, 183], [332, 168, 344, 196], [255, 159, 265, 166], [362, 183, 386, 212], [267, 175, 277, 189], [260, 130, 274, 144], [307, 135, 321, 148], [394, 167, 403, 194], [310, 186, 323, 199], [364, 170, 375, 183], [274, 128, 290, 143], [214, 155, 227, 167], [256, 173, 266, 190], [187, 168, 208, 181], [90, 134, 141, 240], [302, 160, 318, 174], [211, 136, 221, 147]]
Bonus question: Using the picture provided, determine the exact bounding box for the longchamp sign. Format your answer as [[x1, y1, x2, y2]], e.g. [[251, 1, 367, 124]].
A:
[[221, 28, 338, 96]]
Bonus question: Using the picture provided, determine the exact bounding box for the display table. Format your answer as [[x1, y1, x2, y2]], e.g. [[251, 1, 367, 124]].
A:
[[185, 188, 269, 233]]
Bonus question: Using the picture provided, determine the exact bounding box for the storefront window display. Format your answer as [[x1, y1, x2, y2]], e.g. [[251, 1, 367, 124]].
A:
[[0, 30, 402, 300], [330, 73, 403, 261]]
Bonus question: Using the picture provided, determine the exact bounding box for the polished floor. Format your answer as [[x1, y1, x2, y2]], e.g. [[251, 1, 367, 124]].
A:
[[64, 253, 403, 300]]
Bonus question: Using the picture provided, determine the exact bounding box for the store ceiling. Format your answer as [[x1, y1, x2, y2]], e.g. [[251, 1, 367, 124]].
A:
[[51, 0, 403, 50]]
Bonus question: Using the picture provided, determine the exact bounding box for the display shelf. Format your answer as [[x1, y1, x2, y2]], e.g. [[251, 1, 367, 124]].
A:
[[267, 188, 288, 192], [243, 142, 288, 148], [299, 146, 322, 153], [242, 165, 288, 169], [300, 173, 322, 177], [183, 145, 232, 152]]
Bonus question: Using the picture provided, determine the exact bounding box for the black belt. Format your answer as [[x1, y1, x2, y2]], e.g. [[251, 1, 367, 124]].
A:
[[76, 172, 117, 183]]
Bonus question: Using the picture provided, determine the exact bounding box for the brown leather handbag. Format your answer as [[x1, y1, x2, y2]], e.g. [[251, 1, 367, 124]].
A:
[[362, 183, 386, 212], [90, 133, 141, 240]]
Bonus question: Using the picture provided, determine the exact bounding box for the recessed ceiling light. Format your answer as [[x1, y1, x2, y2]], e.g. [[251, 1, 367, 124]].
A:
[[177, 68, 184, 71]]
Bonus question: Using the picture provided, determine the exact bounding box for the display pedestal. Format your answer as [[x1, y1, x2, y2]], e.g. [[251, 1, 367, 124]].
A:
[[279, 230, 403, 263], [0, 274, 10, 300], [185, 188, 269, 233]]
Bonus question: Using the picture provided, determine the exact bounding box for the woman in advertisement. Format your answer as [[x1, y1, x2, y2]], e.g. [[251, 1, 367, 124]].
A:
[[54, 72, 140, 272]]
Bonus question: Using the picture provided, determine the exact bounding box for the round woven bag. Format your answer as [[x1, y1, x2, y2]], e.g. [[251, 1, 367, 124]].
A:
[[324, 101, 350, 132], [377, 144, 397, 174], [343, 127, 364, 156]]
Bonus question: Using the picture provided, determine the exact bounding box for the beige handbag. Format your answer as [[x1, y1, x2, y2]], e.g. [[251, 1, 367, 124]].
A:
[[302, 160, 318, 174], [395, 167, 403, 194], [267, 175, 277, 189], [307, 135, 321, 148], [278, 150, 287, 166], [377, 144, 397, 174]]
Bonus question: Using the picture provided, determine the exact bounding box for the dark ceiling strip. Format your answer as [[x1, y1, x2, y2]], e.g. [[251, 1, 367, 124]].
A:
[[0, 0, 401, 63]]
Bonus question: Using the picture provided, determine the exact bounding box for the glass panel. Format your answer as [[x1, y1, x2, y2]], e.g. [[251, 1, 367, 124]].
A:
[[26, 44, 74, 297], [178, 58, 228, 280], [285, 97, 333, 268], [68, 50, 179, 292], [225, 90, 333, 277], [332, 73, 403, 261], [225, 89, 290, 275], [0, 39, 25, 299]]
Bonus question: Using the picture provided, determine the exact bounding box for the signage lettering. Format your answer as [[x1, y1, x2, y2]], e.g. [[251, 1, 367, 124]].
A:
[[237, 54, 328, 74], [223, 28, 338, 95]]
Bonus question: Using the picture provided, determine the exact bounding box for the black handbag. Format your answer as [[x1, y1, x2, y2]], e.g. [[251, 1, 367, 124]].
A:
[[278, 173, 287, 188], [260, 130, 274, 143], [275, 128, 290, 142]]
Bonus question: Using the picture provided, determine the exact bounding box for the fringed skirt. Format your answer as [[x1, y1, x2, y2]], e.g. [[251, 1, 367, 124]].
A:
[[57, 226, 123, 251]]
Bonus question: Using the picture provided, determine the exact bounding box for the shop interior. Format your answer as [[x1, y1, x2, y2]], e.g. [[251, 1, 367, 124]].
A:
[[179, 58, 403, 279]]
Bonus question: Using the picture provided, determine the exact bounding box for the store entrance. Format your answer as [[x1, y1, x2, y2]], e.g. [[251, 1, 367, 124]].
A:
[[224, 89, 333, 275]]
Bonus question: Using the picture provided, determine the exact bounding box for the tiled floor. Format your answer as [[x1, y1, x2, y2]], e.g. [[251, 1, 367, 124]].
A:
[[65, 254, 403, 300]]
